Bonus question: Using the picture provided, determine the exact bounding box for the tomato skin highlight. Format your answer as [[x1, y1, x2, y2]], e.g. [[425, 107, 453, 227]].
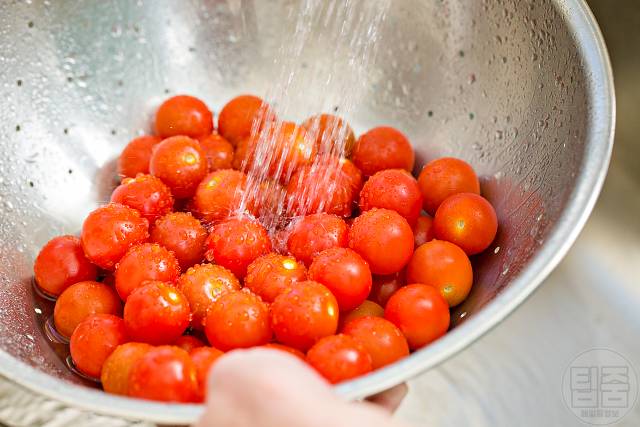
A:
[[351, 126, 414, 176], [110, 174, 174, 224], [359, 169, 423, 225], [118, 135, 161, 179], [149, 136, 208, 199], [244, 253, 307, 303], [306, 334, 373, 384], [150, 212, 208, 270], [70, 314, 127, 379], [286, 213, 349, 266], [34, 235, 98, 297], [155, 95, 213, 139], [417, 157, 480, 215], [343, 315, 409, 369], [101, 342, 152, 396]]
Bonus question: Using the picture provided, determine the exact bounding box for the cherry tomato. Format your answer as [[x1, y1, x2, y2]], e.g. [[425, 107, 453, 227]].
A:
[[150, 212, 207, 270], [54, 281, 122, 338], [301, 114, 357, 156], [286, 213, 349, 266], [232, 135, 253, 170], [190, 346, 224, 402], [33, 235, 97, 297], [149, 136, 208, 199], [101, 342, 152, 396], [417, 157, 480, 215], [110, 174, 174, 224], [218, 95, 270, 146], [244, 253, 307, 303], [190, 169, 247, 224], [176, 263, 241, 329], [118, 135, 161, 179], [337, 157, 364, 193], [128, 346, 198, 402], [155, 95, 213, 139], [348, 208, 414, 275], [339, 300, 384, 330], [384, 284, 450, 350], [70, 314, 127, 379], [174, 335, 205, 353], [433, 193, 498, 255], [406, 240, 473, 307], [114, 243, 181, 300], [123, 281, 191, 345], [262, 343, 305, 360], [308, 248, 372, 312], [306, 334, 372, 384], [204, 216, 272, 279], [351, 126, 414, 176], [198, 133, 235, 171], [343, 316, 409, 369], [81, 203, 149, 270], [413, 214, 435, 247], [359, 169, 423, 225], [369, 272, 405, 307], [270, 280, 339, 351], [204, 290, 272, 351]]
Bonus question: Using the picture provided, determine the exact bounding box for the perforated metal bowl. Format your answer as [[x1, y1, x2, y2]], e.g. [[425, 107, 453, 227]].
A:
[[0, 0, 613, 423]]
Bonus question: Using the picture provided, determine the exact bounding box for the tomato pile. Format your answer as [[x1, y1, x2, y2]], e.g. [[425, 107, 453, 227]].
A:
[[33, 94, 498, 403]]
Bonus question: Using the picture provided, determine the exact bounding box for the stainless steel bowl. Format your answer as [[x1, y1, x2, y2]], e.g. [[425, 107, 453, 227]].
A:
[[0, 0, 614, 423]]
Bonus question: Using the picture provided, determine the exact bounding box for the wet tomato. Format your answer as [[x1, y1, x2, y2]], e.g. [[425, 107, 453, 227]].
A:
[[306, 334, 372, 384], [384, 284, 450, 350], [244, 253, 307, 303], [270, 280, 339, 352], [34, 235, 97, 297], [80, 203, 149, 270], [406, 240, 473, 307], [69, 314, 127, 379], [198, 133, 235, 171], [155, 95, 213, 139], [101, 342, 152, 396], [348, 208, 414, 275], [359, 169, 423, 225], [417, 157, 480, 215], [176, 263, 241, 329], [339, 300, 384, 330], [190, 346, 224, 402], [204, 290, 272, 351], [123, 281, 191, 345], [149, 136, 208, 199], [118, 135, 161, 179], [114, 243, 181, 300], [128, 346, 198, 402], [150, 212, 207, 270], [54, 281, 122, 338], [308, 248, 372, 312], [351, 126, 414, 176], [190, 169, 247, 224], [413, 214, 435, 247], [369, 272, 405, 307], [218, 95, 270, 146], [301, 114, 357, 156], [343, 316, 409, 369], [174, 335, 205, 353], [286, 213, 349, 266], [110, 174, 174, 224], [433, 193, 498, 255]]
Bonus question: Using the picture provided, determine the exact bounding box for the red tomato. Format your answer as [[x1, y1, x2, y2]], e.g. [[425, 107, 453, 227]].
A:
[[110, 174, 174, 224], [155, 95, 213, 139], [339, 300, 384, 330], [384, 284, 450, 350], [33, 235, 97, 296], [117, 135, 161, 179], [123, 281, 191, 345], [244, 253, 307, 303], [176, 263, 241, 329], [218, 95, 270, 146], [262, 343, 305, 360], [70, 314, 127, 379], [406, 240, 473, 307], [114, 243, 181, 300], [190, 346, 224, 402], [286, 213, 349, 266], [306, 334, 372, 384], [413, 214, 435, 247], [351, 126, 414, 176], [433, 193, 498, 255], [348, 208, 414, 275], [359, 169, 423, 225], [128, 346, 198, 402], [204, 290, 272, 351], [54, 281, 122, 338], [190, 169, 247, 224], [80, 203, 149, 270], [101, 342, 152, 396], [174, 335, 205, 353], [369, 272, 405, 307], [150, 212, 207, 270], [301, 114, 357, 156], [338, 157, 364, 193], [308, 248, 372, 312], [417, 157, 480, 215], [149, 136, 208, 199], [204, 217, 272, 279], [343, 316, 409, 369], [198, 133, 235, 171], [270, 280, 339, 351]]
